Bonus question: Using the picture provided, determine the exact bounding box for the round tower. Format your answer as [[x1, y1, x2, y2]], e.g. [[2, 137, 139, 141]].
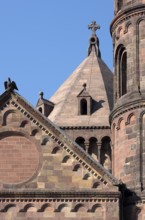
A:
[[114, 0, 145, 15], [110, 0, 145, 192]]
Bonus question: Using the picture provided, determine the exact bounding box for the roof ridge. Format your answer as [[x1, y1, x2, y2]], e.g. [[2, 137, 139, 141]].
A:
[[97, 58, 113, 110]]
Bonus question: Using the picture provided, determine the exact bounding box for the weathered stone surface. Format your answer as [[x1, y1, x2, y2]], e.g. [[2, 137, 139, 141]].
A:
[[0, 91, 120, 220], [49, 49, 113, 127]]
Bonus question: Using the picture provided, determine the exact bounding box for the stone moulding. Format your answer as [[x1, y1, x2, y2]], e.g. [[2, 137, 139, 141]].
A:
[[110, 4, 145, 34], [60, 126, 110, 130], [110, 98, 145, 123], [0, 191, 120, 213], [124, 193, 145, 205], [0, 191, 121, 201]]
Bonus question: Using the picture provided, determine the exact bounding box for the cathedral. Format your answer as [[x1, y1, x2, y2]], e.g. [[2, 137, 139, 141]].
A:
[[1, 0, 145, 219]]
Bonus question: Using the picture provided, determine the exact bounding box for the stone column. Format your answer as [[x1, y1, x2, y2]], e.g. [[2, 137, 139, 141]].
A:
[[97, 142, 102, 163], [84, 142, 89, 153]]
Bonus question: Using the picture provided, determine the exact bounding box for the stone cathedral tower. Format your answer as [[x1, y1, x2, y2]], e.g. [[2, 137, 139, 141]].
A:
[[2, 1, 145, 220], [110, 0, 145, 219]]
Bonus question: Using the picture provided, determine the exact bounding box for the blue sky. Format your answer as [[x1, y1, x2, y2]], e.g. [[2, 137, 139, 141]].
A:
[[0, 0, 114, 105]]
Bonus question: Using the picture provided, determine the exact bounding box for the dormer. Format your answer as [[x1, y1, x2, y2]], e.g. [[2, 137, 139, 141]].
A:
[[36, 91, 54, 117], [77, 83, 92, 115]]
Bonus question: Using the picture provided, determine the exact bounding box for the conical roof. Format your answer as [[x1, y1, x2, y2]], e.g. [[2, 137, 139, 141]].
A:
[[48, 24, 113, 127]]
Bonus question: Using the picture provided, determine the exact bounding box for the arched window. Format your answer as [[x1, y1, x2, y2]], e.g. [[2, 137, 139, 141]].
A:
[[120, 50, 127, 96], [38, 107, 42, 113], [80, 99, 87, 115], [115, 45, 127, 98], [75, 137, 86, 151], [117, 0, 123, 11], [100, 137, 112, 173], [88, 137, 98, 161], [73, 164, 81, 172]]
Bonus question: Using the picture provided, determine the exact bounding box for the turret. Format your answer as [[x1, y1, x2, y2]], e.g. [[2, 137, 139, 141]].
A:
[[110, 0, 145, 192], [114, 0, 145, 15]]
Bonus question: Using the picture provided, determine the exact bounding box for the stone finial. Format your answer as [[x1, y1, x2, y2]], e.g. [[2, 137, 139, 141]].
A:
[[88, 21, 100, 36], [39, 91, 44, 99], [83, 83, 87, 89], [88, 21, 101, 58]]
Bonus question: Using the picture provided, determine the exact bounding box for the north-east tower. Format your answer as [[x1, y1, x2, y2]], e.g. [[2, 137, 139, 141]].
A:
[[110, 1, 145, 218], [111, 0, 145, 191]]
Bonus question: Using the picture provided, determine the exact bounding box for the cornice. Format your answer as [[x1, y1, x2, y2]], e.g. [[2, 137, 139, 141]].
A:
[[0, 190, 121, 203], [0, 91, 120, 186], [110, 97, 145, 123], [110, 4, 145, 34], [0, 190, 121, 198], [60, 126, 110, 130], [124, 193, 145, 206]]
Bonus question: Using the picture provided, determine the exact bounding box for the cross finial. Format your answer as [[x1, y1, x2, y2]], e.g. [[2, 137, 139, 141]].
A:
[[83, 83, 87, 89], [88, 21, 100, 35]]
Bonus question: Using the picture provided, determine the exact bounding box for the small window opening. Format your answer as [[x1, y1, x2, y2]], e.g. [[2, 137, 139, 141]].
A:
[[117, 0, 123, 11], [88, 137, 98, 161], [100, 137, 112, 173], [38, 107, 42, 113], [120, 51, 127, 96], [80, 99, 87, 115], [115, 45, 127, 98], [75, 137, 86, 150]]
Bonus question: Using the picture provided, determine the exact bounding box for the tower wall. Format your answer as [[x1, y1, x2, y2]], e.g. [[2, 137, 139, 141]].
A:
[[111, 1, 145, 218], [111, 3, 145, 105], [114, 0, 145, 14], [111, 2, 145, 191]]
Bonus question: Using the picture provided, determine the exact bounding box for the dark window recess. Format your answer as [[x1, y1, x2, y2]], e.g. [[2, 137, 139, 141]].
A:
[[88, 137, 98, 161], [80, 99, 87, 115], [120, 51, 127, 96], [75, 137, 86, 150], [117, 0, 123, 11], [38, 107, 42, 113], [100, 136, 112, 173], [115, 45, 127, 98]]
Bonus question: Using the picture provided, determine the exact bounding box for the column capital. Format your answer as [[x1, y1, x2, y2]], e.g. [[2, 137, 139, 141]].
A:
[[84, 141, 89, 152]]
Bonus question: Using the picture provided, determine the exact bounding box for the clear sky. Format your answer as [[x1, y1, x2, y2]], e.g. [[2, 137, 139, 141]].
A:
[[0, 0, 114, 105]]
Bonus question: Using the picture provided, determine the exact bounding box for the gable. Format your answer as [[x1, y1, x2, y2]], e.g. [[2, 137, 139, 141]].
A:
[[0, 91, 120, 191]]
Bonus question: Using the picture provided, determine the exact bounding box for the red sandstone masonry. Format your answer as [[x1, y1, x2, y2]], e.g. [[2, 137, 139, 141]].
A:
[[0, 95, 120, 220], [0, 136, 39, 184]]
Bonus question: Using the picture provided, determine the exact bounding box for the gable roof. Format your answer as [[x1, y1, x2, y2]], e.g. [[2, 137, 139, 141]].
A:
[[77, 84, 91, 97], [0, 90, 120, 187], [36, 93, 54, 107]]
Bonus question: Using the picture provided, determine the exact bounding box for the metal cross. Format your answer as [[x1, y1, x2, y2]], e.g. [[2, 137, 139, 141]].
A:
[[88, 21, 100, 35]]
